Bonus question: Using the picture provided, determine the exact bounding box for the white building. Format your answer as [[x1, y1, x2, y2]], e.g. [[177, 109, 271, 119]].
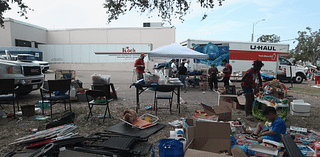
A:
[[0, 18, 176, 71]]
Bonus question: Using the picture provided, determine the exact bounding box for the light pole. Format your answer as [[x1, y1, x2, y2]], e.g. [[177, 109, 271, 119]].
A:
[[251, 19, 265, 42]]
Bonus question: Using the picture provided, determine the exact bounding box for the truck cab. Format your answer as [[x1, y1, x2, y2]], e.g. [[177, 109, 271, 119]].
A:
[[277, 57, 307, 83]]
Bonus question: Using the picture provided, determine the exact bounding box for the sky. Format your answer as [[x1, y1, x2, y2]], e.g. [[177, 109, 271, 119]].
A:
[[3, 0, 320, 50]]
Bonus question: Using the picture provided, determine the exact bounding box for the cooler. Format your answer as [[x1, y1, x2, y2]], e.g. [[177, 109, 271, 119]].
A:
[[290, 100, 311, 116]]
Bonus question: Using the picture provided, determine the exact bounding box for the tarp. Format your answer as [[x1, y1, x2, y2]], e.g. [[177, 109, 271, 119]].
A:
[[148, 43, 209, 59]]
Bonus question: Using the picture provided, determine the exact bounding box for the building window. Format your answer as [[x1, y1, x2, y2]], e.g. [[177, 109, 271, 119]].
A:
[[143, 23, 150, 27], [15, 39, 31, 47]]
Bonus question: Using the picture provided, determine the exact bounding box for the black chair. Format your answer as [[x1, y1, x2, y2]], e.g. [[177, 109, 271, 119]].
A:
[[153, 86, 176, 115], [85, 90, 113, 122], [0, 79, 18, 118], [40, 79, 71, 117]]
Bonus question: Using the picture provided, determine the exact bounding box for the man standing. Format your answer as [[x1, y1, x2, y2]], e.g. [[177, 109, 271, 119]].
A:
[[208, 64, 218, 91], [171, 59, 178, 77], [241, 60, 263, 120], [178, 62, 188, 92], [184, 60, 190, 72], [134, 53, 145, 80], [222, 59, 231, 87]]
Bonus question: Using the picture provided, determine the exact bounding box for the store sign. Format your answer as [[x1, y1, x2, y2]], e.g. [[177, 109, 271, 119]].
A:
[[122, 47, 136, 53], [250, 45, 276, 51]]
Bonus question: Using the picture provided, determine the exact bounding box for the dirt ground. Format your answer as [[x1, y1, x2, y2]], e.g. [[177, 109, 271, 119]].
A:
[[1, 70, 320, 156]]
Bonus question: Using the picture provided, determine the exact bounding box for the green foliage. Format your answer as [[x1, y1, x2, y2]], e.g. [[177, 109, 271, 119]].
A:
[[0, 0, 32, 28], [256, 34, 280, 43], [292, 27, 320, 65], [103, 0, 226, 24]]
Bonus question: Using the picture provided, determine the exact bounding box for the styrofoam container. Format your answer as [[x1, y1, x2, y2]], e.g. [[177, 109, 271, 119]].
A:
[[291, 99, 311, 116]]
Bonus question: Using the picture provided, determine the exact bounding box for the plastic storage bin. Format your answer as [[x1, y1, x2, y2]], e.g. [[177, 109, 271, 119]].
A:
[[55, 70, 76, 80]]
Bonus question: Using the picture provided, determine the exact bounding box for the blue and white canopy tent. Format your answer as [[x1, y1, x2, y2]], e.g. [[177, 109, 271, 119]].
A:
[[148, 43, 209, 60], [146, 43, 210, 88]]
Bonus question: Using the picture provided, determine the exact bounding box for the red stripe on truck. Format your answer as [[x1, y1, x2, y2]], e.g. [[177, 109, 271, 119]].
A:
[[229, 50, 288, 61]]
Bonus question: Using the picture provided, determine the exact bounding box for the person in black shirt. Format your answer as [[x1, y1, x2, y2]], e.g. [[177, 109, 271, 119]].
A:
[[208, 64, 218, 91], [178, 62, 188, 92]]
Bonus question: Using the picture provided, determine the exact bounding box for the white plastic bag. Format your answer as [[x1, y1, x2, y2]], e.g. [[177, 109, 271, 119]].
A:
[[92, 73, 111, 84]]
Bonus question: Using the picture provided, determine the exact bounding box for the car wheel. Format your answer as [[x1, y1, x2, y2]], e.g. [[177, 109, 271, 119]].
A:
[[217, 76, 224, 82], [293, 73, 304, 83]]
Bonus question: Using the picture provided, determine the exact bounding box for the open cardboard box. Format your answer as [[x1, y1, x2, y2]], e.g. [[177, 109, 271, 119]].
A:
[[201, 100, 232, 121], [185, 119, 232, 154], [220, 94, 245, 110], [184, 119, 248, 156]]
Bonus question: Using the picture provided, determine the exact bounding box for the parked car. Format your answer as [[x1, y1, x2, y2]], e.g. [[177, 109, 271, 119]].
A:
[[16, 54, 50, 72]]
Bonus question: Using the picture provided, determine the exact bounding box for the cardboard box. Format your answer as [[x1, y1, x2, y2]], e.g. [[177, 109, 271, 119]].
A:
[[220, 95, 245, 109], [199, 82, 207, 90], [185, 148, 229, 156], [201, 100, 232, 121], [186, 120, 231, 154]]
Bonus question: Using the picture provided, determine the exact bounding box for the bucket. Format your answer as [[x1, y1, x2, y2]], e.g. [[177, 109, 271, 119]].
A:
[[38, 100, 49, 109], [21, 105, 35, 117]]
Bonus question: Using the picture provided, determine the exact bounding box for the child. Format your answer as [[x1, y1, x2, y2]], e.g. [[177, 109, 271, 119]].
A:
[[246, 107, 287, 143]]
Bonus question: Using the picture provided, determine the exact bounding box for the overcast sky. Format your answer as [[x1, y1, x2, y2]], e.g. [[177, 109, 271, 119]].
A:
[[3, 0, 320, 50]]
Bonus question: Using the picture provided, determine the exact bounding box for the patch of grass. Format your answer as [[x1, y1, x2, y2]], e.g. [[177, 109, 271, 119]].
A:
[[291, 87, 320, 96]]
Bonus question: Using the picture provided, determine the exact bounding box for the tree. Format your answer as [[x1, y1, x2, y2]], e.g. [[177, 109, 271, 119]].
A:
[[292, 27, 320, 65], [103, 0, 226, 24], [256, 34, 280, 43], [0, 0, 31, 28]]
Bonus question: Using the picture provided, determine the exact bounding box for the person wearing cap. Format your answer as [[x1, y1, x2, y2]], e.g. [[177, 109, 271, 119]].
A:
[[134, 53, 146, 80], [222, 59, 232, 87], [241, 60, 264, 120]]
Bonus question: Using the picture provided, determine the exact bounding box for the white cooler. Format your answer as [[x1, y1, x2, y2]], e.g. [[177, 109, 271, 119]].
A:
[[290, 100, 311, 116]]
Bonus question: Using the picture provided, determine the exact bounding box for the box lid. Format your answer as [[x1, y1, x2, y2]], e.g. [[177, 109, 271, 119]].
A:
[[201, 101, 232, 115], [185, 148, 229, 157]]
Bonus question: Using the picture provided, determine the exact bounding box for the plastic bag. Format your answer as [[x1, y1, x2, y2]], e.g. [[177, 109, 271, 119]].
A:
[[92, 73, 111, 84], [151, 139, 183, 157]]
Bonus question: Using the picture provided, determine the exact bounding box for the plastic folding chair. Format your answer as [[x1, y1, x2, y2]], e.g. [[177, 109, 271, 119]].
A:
[[40, 79, 71, 117], [85, 90, 113, 122], [153, 86, 176, 115]]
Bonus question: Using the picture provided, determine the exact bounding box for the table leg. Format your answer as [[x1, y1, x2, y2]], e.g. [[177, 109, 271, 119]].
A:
[[136, 87, 139, 113], [177, 87, 180, 113], [110, 83, 117, 99]]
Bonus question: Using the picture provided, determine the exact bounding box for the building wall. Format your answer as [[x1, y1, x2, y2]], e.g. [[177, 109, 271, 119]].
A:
[[10, 19, 47, 45], [0, 18, 47, 47], [46, 27, 175, 49], [38, 44, 152, 63], [0, 20, 13, 46]]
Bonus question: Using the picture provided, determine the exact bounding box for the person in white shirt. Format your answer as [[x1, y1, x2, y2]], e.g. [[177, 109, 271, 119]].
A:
[[171, 59, 177, 73], [184, 60, 190, 71]]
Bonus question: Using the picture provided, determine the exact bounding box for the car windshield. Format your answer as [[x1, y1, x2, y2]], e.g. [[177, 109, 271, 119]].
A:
[[18, 55, 35, 60]]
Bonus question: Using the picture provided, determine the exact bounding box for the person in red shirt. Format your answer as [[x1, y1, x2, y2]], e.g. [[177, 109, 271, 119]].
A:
[[222, 59, 231, 87], [134, 53, 145, 80], [241, 60, 264, 120]]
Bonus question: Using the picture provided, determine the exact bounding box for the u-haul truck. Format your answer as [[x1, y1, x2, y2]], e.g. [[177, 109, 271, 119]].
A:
[[180, 39, 307, 83]]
